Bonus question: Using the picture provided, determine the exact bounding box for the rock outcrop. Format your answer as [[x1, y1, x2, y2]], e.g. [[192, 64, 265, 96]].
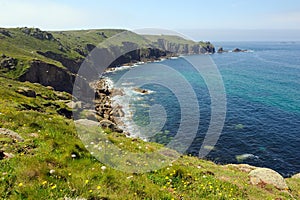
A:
[[0, 54, 17, 70], [37, 51, 82, 74], [19, 60, 92, 97], [16, 87, 36, 98], [291, 173, 300, 179], [0, 29, 11, 37], [0, 128, 24, 142], [249, 168, 288, 190], [232, 48, 247, 53], [20, 27, 54, 41], [156, 39, 215, 54]]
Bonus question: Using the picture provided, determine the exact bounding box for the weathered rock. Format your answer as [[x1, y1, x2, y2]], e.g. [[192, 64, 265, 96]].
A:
[[133, 87, 149, 94], [227, 164, 257, 173], [55, 91, 72, 100], [291, 173, 300, 179], [233, 48, 242, 52], [232, 48, 247, 53], [0, 56, 18, 69], [57, 108, 72, 119], [217, 47, 228, 53], [85, 44, 96, 52], [79, 110, 97, 121], [20, 27, 54, 41], [0, 29, 11, 37], [249, 168, 288, 190], [66, 101, 82, 109], [75, 119, 99, 127], [37, 51, 82, 74], [19, 60, 92, 96], [16, 87, 36, 98], [99, 119, 123, 133], [0, 128, 24, 142]]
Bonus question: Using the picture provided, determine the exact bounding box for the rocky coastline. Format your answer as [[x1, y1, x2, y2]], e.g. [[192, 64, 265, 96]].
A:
[[90, 78, 126, 134]]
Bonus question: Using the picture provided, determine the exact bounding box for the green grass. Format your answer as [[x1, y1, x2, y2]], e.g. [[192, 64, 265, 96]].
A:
[[0, 27, 298, 199], [0, 76, 299, 199]]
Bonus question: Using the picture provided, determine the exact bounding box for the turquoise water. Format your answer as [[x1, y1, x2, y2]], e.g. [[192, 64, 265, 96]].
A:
[[106, 42, 300, 177]]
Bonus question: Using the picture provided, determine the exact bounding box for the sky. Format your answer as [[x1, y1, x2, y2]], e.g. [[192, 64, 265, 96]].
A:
[[0, 0, 300, 41]]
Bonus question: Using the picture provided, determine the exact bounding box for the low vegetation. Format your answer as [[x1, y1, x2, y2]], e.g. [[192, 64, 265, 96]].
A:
[[0, 76, 299, 200], [0, 27, 299, 199]]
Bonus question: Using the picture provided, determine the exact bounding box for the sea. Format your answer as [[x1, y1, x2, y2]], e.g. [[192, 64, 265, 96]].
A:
[[104, 41, 300, 177]]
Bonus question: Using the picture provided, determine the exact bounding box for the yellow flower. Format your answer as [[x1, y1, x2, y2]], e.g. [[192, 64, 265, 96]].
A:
[[97, 185, 101, 190], [165, 176, 169, 179], [51, 185, 57, 189], [42, 181, 47, 185], [18, 183, 23, 187], [89, 190, 93, 193], [68, 173, 72, 176], [85, 180, 89, 184]]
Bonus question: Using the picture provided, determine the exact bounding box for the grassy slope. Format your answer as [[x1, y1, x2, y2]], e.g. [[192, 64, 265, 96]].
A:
[[0, 28, 299, 199], [0, 77, 299, 200], [143, 34, 214, 48]]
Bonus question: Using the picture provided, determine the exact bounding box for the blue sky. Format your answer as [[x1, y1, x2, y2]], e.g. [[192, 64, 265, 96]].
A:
[[1, 0, 300, 41]]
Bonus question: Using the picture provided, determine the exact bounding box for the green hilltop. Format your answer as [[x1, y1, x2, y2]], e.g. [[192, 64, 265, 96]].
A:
[[0, 27, 299, 199]]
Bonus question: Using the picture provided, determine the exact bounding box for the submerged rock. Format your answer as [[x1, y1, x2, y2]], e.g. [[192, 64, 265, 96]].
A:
[[249, 168, 288, 190], [232, 48, 247, 53], [133, 87, 149, 94], [235, 153, 258, 162]]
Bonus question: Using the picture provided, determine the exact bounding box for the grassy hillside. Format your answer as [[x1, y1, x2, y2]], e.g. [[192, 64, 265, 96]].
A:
[[0, 27, 299, 199], [0, 70, 299, 199]]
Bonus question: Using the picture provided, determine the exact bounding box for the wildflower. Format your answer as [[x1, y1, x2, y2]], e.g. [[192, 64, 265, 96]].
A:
[[51, 185, 57, 189], [89, 190, 93, 193], [42, 181, 47, 185], [68, 173, 72, 176], [71, 154, 76, 158], [18, 183, 23, 187], [85, 180, 89, 184], [101, 166, 107, 171], [49, 169, 55, 174], [97, 185, 101, 190], [165, 176, 169, 179]]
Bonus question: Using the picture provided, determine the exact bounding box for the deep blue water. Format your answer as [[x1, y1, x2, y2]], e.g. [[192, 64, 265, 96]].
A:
[[106, 42, 300, 177]]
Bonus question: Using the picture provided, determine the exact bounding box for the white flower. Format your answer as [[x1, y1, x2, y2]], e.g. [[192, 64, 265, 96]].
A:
[[49, 169, 55, 174], [71, 154, 76, 158], [101, 166, 107, 171]]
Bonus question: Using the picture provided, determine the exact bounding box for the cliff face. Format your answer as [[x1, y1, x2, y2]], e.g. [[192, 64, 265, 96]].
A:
[[156, 39, 215, 54], [0, 27, 216, 94], [36, 51, 82, 74], [19, 61, 75, 93], [18, 60, 93, 100]]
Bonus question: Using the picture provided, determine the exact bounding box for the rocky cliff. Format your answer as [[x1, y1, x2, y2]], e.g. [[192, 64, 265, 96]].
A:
[[0, 27, 215, 94]]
